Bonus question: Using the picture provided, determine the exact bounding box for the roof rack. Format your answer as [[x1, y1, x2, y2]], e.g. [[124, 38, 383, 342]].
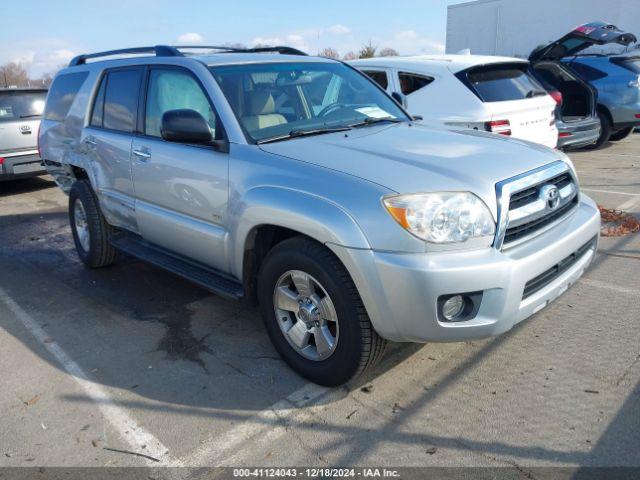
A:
[[68, 44, 307, 66]]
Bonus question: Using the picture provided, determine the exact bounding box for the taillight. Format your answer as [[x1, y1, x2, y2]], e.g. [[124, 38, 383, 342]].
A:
[[635, 114, 640, 119], [485, 120, 511, 136], [37, 123, 42, 159], [559, 132, 572, 138], [549, 91, 563, 106], [0, 157, 4, 165]]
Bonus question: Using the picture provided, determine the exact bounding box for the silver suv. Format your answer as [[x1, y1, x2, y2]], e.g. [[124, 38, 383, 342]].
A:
[[40, 46, 601, 386], [0, 88, 47, 180]]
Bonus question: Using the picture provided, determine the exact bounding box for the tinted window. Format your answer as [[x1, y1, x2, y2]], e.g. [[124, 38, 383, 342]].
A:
[[363, 70, 389, 89], [145, 69, 216, 138], [0, 90, 46, 123], [44, 72, 88, 121], [398, 72, 434, 95], [103, 69, 141, 132], [464, 64, 546, 102], [610, 57, 640, 74], [568, 62, 608, 81], [90, 75, 106, 127]]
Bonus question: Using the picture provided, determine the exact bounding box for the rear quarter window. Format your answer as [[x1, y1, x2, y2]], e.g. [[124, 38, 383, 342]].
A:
[[44, 72, 89, 121], [567, 62, 608, 81], [460, 64, 546, 102]]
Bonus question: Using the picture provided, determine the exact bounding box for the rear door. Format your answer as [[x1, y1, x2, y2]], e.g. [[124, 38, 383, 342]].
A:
[[83, 67, 142, 232], [460, 63, 558, 147], [131, 66, 229, 272]]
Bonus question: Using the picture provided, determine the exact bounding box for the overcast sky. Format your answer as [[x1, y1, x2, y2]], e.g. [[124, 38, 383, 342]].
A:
[[2, 0, 464, 77]]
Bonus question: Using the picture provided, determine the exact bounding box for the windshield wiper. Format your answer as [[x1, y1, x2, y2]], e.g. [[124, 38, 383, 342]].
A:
[[19, 114, 42, 118], [526, 90, 548, 98], [257, 126, 351, 144], [350, 116, 403, 128]]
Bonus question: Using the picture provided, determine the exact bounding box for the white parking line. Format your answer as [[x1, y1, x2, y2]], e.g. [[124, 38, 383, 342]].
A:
[[183, 382, 337, 466], [616, 196, 640, 212], [580, 279, 639, 296], [0, 287, 180, 467], [582, 188, 640, 197]]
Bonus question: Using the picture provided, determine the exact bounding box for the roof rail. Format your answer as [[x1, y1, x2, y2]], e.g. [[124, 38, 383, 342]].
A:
[[68, 45, 182, 66], [162, 45, 307, 56], [68, 44, 307, 67]]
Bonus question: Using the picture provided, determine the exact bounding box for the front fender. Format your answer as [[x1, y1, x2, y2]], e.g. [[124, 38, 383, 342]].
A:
[[230, 186, 371, 278]]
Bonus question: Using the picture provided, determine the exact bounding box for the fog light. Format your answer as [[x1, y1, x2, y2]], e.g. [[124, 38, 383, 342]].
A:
[[442, 295, 465, 320]]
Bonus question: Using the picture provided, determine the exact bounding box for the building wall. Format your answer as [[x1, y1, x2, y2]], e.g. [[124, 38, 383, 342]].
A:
[[446, 0, 640, 58]]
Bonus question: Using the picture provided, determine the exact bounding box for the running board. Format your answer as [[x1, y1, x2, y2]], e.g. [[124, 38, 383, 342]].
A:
[[109, 233, 244, 300]]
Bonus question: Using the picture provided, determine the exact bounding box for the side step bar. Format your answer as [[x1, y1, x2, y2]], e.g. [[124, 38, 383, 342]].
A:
[[110, 233, 244, 300]]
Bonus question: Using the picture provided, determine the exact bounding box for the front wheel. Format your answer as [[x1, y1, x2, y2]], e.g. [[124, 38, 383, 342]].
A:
[[609, 126, 634, 142], [69, 180, 117, 268], [258, 237, 386, 386]]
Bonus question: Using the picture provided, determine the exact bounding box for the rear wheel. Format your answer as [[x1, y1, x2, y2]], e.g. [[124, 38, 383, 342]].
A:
[[258, 237, 386, 386], [609, 126, 634, 142], [69, 180, 117, 268], [591, 109, 612, 148]]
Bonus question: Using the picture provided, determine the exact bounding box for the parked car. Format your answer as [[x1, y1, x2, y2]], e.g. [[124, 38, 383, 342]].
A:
[[0, 87, 47, 181], [534, 77, 600, 151], [40, 45, 600, 386], [530, 21, 638, 148], [350, 54, 559, 148]]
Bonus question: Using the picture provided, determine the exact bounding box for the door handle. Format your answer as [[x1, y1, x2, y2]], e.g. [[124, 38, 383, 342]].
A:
[[84, 138, 97, 146], [132, 149, 151, 161]]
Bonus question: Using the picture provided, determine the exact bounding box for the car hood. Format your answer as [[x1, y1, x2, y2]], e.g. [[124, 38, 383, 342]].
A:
[[529, 21, 637, 63], [259, 122, 564, 217]]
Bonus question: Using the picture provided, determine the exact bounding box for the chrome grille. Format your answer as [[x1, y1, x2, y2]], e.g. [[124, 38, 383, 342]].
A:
[[494, 161, 579, 250]]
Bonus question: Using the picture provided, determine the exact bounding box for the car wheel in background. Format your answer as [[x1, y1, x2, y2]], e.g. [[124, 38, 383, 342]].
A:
[[69, 179, 117, 268], [258, 236, 386, 386], [591, 109, 613, 148], [608, 127, 634, 142]]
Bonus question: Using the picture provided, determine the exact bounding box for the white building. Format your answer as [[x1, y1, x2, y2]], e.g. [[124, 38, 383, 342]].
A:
[[446, 0, 640, 58]]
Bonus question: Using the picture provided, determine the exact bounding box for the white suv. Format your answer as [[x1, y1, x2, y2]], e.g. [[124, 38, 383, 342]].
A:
[[351, 54, 559, 148]]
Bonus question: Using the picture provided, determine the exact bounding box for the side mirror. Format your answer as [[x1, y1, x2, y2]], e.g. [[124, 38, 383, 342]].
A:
[[391, 91, 407, 108], [161, 109, 213, 144]]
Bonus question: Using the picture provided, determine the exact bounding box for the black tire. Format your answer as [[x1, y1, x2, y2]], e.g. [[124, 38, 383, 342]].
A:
[[68, 179, 117, 268], [591, 109, 612, 148], [609, 126, 634, 142], [258, 237, 386, 386]]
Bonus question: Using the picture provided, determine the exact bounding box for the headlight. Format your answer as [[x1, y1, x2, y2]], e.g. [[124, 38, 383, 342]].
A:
[[383, 192, 495, 244]]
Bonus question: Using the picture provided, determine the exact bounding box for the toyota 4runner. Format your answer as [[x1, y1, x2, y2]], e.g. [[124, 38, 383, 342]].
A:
[[39, 45, 601, 386]]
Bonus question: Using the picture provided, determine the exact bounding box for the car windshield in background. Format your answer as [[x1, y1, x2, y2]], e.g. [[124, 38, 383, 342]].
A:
[[0, 90, 46, 122], [210, 61, 408, 142], [463, 64, 547, 103]]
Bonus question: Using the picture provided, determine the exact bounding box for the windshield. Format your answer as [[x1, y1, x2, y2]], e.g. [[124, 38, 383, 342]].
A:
[[210, 61, 408, 142], [0, 90, 46, 122]]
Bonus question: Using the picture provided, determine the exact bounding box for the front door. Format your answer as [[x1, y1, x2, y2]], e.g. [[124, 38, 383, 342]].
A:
[[131, 66, 229, 272]]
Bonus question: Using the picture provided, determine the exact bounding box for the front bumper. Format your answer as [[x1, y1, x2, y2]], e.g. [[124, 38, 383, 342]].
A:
[[334, 195, 600, 343], [0, 151, 46, 180], [557, 118, 600, 149]]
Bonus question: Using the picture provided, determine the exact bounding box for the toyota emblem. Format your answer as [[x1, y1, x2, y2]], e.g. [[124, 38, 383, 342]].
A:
[[540, 185, 560, 211]]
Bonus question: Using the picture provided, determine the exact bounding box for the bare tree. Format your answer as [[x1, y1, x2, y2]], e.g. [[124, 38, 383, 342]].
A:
[[318, 47, 339, 59], [342, 51, 358, 61], [358, 41, 377, 59], [379, 47, 399, 57], [0, 62, 29, 87]]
